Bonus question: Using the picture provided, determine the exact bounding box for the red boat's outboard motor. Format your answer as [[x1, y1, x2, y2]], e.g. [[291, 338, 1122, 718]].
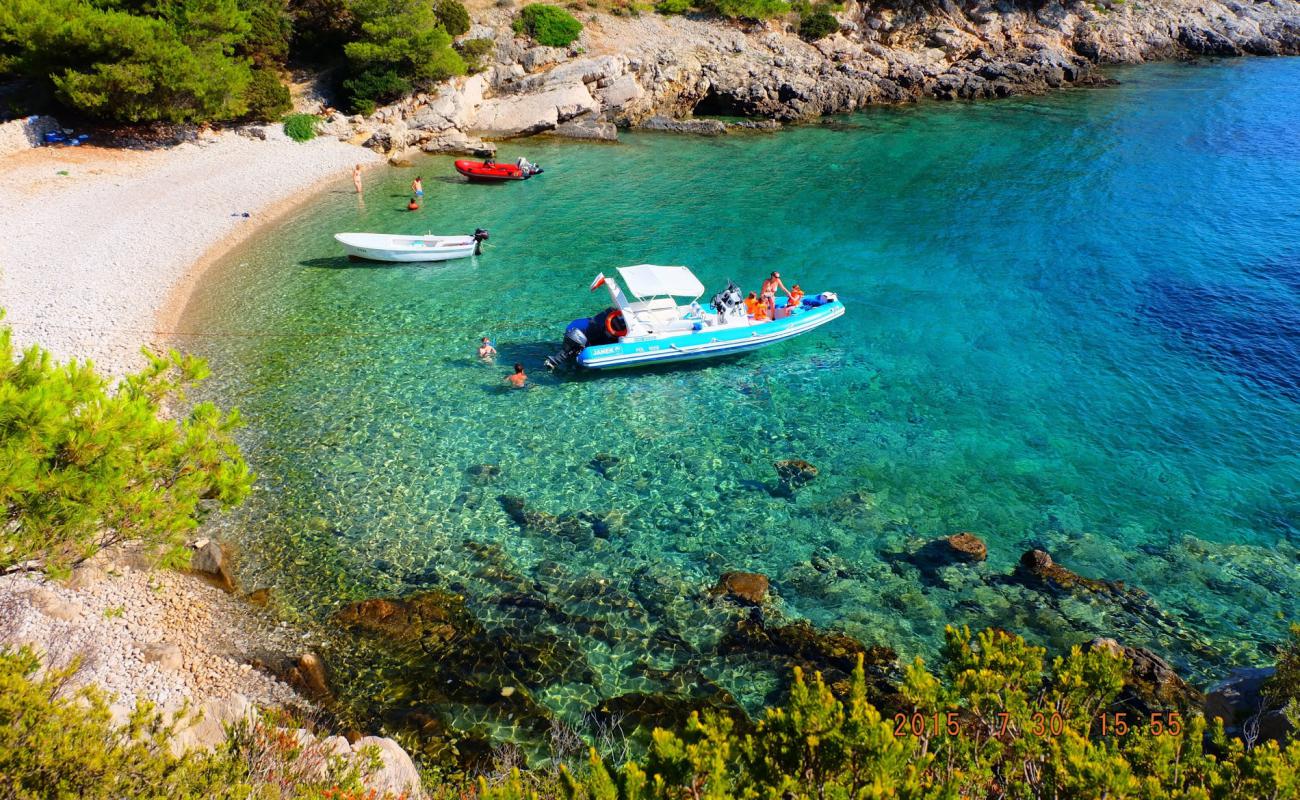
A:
[[545, 320, 589, 370], [473, 228, 489, 254]]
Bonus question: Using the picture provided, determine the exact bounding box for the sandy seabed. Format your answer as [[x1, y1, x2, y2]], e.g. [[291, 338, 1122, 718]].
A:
[[0, 126, 382, 379]]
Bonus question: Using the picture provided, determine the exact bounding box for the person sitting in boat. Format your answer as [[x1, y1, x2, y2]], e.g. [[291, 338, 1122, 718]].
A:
[[786, 284, 804, 309], [751, 299, 771, 322], [478, 337, 497, 360], [760, 271, 791, 315], [505, 363, 527, 388], [743, 292, 760, 317], [484, 157, 496, 168]]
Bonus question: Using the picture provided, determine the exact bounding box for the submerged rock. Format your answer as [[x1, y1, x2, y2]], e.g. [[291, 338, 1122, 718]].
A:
[[467, 463, 500, 484], [720, 611, 897, 703], [591, 687, 747, 734], [336, 591, 481, 648], [710, 571, 771, 606], [284, 652, 334, 704], [1017, 549, 1116, 594], [945, 532, 988, 562], [772, 459, 819, 497]]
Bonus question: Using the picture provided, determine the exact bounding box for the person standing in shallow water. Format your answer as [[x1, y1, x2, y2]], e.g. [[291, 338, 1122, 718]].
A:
[[352, 164, 363, 194], [411, 175, 423, 198], [505, 363, 527, 388], [477, 337, 496, 360]]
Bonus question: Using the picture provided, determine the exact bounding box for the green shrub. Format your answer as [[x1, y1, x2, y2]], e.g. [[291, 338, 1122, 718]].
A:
[[433, 0, 472, 36], [0, 0, 272, 123], [343, 0, 465, 100], [699, 0, 788, 19], [798, 5, 838, 39], [240, 0, 292, 67], [0, 315, 251, 573], [511, 4, 583, 47], [282, 112, 320, 140], [244, 66, 292, 120], [1265, 623, 1300, 732], [655, 0, 692, 14], [454, 37, 495, 73], [287, 0, 357, 63], [341, 67, 410, 113], [480, 626, 1300, 800]]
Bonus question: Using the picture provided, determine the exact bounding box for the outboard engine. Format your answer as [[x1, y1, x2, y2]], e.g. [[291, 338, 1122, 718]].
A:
[[710, 280, 743, 317], [545, 323, 589, 371], [473, 228, 489, 254]]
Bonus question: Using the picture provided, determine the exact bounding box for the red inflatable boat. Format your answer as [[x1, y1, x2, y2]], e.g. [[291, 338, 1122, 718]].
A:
[[454, 159, 543, 182]]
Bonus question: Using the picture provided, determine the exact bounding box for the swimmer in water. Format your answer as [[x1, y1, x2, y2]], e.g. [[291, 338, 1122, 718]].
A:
[[504, 363, 527, 388], [477, 337, 497, 360]]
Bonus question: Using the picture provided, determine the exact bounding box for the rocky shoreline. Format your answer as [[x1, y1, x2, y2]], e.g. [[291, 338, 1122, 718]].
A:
[[311, 0, 1300, 154], [0, 542, 423, 796]]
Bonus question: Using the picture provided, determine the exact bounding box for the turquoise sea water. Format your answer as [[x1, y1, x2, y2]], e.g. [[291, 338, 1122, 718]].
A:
[[180, 59, 1300, 747]]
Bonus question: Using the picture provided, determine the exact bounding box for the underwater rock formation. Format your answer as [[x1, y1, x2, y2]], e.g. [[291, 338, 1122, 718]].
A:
[[773, 459, 819, 497], [710, 571, 771, 606]]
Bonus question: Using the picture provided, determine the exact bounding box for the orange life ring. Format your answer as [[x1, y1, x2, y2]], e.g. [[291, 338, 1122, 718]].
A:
[[604, 309, 628, 339]]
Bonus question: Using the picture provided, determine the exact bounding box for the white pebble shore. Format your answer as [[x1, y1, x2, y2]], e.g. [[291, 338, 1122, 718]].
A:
[[0, 126, 382, 378]]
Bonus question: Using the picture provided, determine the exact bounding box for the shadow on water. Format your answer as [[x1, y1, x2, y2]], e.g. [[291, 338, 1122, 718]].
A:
[[299, 256, 396, 270]]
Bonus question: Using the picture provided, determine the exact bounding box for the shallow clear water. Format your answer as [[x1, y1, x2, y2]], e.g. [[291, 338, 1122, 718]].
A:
[[180, 59, 1300, 745]]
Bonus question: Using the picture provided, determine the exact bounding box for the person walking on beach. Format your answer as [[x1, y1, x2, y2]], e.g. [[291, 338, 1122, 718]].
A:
[[478, 337, 497, 360], [505, 363, 527, 388], [353, 164, 363, 194], [412, 176, 423, 198]]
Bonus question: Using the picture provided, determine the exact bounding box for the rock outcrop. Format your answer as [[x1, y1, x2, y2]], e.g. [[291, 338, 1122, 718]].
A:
[[309, 0, 1300, 155], [1088, 637, 1203, 714]]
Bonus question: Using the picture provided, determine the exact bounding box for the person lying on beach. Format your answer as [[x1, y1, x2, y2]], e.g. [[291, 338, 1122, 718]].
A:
[[505, 363, 527, 388], [478, 337, 497, 359]]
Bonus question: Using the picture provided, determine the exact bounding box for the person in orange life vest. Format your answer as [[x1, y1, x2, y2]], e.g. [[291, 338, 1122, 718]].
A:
[[743, 292, 760, 316]]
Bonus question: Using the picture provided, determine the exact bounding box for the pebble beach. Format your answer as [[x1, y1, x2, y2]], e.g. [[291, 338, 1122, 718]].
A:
[[0, 125, 381, 378]]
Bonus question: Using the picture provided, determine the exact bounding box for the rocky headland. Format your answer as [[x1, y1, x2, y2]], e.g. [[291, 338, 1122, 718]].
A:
[[314, 0, 1300, 154]]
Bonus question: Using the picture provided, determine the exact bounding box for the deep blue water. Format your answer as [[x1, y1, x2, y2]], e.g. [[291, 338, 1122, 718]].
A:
[[179, 58, 1300, 744]]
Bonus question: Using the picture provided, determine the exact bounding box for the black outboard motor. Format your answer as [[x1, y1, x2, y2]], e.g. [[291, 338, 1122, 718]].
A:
[[545, 325, 588, 371], [710, 280, 743, 316], [473, 228, 490, 254]]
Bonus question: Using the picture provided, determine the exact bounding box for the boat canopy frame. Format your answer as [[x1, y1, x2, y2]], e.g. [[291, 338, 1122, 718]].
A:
[[616, 265, 705, 302]]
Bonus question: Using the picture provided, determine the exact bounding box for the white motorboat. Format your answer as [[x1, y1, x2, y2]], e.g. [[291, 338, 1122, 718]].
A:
[[333, 229, 489, 263], [544, 264, 845, 370]]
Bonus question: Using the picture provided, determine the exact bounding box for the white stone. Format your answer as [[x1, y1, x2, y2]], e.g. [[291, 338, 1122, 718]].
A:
[[352, 736, 422, 797], [470, 83, 599, 137]]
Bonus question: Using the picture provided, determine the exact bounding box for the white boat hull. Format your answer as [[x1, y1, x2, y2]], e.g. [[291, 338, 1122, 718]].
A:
[[334, 232, 478, 263]]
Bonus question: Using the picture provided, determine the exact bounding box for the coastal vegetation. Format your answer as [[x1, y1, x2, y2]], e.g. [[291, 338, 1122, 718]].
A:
[[3, 621, 1300, 797], [0, 645, 389, 799], [283, 111, 321, 140], [341, 0, 466, 114], [512, 4, 584, 48], [0, 315, 251, 573]]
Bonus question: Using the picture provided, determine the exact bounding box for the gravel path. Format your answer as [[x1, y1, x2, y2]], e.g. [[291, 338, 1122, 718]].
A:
[[0, 127, 381, 378]]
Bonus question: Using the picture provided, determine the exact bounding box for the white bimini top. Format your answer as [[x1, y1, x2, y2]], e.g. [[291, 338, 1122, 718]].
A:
[[616, 265, 705, 299]]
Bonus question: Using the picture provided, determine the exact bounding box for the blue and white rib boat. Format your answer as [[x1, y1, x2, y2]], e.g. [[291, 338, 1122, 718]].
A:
[[544, 265, 845, 371]]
